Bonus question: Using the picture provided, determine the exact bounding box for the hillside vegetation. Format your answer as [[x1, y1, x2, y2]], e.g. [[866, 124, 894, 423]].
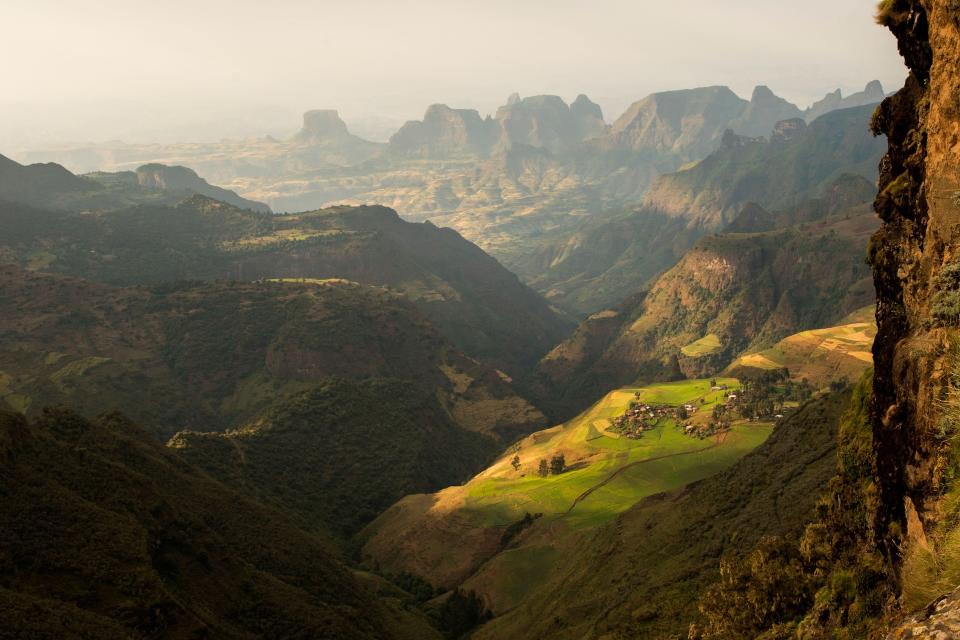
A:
[[0, 194, 570, 377], [473, 389, 851, 639], [726, 307, 876, 389], [362, 377, 773, 608], [535, 197, 878, 419], [0, 408, 440, 639], [0, 265, 544, 534]]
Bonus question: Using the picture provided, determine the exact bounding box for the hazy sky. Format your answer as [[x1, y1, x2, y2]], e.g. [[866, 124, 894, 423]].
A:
[[2, 0, 907, 146]]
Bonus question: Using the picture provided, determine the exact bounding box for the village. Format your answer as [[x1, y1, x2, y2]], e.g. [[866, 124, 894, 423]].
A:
[[608, 378, 800, 441], [607, 393, 679, 439]]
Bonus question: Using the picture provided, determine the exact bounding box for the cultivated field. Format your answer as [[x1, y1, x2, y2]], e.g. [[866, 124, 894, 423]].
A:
[[726, 311, 876, 388], [362, 377, 774, 597]]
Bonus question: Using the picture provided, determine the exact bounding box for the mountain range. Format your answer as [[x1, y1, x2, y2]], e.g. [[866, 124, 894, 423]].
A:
[[2, 46, 938, 637], [0, 160, 570, 377], [10, 82, 886, 284]]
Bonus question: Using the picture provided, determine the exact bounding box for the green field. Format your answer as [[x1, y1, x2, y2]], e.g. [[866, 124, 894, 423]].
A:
[[363, 377, 776, 606], [456, 377, 770, 529], [681, 333, 723, 357]]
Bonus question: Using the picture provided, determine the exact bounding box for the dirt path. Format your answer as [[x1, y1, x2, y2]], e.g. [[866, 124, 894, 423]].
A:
[[564, 442, 718, 515], [229, 438, 247, 465]]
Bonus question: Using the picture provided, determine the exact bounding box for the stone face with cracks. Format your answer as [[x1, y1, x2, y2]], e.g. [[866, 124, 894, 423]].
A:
[[887, 589, 960, 639]]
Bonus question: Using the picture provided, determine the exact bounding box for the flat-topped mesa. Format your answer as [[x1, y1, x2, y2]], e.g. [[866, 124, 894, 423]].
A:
[[493, 93, 607, 154], [295, 109, 352, 142], [389, 104, 496, 158], [605, 86, 749, 157]]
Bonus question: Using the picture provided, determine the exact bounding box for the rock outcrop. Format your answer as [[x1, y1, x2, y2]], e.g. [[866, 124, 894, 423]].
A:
[[867, 0, 960, 633], [869, 0, 953, 559], [389, 104, 497, 157], [770, 117, 808, 143], [729, 85, 806, 138], [295, 109, 353, 141], [135, 163, 271, 212], [887, 588, 960, 639], [603, 85, 750, 158], [494, 93, 607, 153]]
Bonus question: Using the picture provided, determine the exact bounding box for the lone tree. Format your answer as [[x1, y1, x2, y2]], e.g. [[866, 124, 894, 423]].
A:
[[550, 453, 566, 475], [538, 459, 549, 477], [511, 454, 521, 471]]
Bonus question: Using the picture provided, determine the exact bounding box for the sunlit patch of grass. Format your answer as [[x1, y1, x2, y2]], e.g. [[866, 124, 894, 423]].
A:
[[454, 377, 762, 530], [681, 333, 723, 357]]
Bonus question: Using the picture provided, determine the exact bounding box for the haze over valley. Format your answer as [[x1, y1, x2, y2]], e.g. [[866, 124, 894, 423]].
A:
[[6, 2, 960, 639]]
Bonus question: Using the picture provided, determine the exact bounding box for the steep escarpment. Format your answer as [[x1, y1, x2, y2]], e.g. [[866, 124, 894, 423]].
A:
[[535, 198, 877, 419], [642, 104, 886, 229], [868, 0, 960, 610], [684, 2, 960, 636], [513, 105, 885, 317]]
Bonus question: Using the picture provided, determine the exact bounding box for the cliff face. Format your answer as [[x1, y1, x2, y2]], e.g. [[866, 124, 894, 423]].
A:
[[870, 0, 960, 596]]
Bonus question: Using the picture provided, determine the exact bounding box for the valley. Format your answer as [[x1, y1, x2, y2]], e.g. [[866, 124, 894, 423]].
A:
[[7, 1, 957, 636], [362, 377, 773, 586]]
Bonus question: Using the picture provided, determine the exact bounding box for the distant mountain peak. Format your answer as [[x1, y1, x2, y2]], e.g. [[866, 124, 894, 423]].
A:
[[571, 93, 604, 121], [750, 85, 777, 102], [296, 109, 351, 141], [863, 79, 885, 99], [806, 80, 885, 122]]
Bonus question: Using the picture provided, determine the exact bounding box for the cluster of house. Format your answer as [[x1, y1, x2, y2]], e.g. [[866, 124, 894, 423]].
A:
[[609, 399, 677, 439], [681, 391, 741, 439], [683, 423, 721, 439]]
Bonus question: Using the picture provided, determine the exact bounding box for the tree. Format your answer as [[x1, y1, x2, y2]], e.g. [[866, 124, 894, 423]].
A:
[[538, 459, 549, 477], [550, 453, 566, 475], [511, 454, 521, 472], [439, 589, 489, 638]]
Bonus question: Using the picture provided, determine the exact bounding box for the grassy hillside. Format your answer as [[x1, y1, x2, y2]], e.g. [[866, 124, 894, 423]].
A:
[[361, 377, 773, 598], [726, 307, 876, 389], [0, 195, 571, 378], [0, 408, 440, 640], [172, 378, 494, 536], [0, 265, 544, 534], [473, 389, 851, 640], [535, 202, 877, 420]]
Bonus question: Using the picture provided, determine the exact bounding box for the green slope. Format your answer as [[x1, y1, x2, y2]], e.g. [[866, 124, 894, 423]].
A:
[[361, 377, 772, 593], [473, 389, 850, 639]]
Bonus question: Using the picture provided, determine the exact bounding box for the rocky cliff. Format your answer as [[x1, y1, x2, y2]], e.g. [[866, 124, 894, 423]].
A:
[[869, 0, 960, 613]]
